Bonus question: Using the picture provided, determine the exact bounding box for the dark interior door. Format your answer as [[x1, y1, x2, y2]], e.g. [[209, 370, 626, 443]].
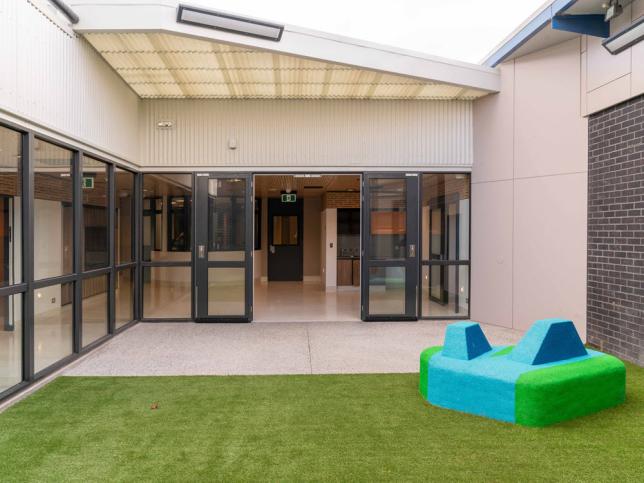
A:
[[361, 173, 419, 321], [195, 173, 253, 322], [267, 197, 303, 281]]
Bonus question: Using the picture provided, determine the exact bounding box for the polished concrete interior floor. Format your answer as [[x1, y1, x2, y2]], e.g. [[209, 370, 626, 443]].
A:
[[254, 281, 361, 322], [65, 320, 524, 376]]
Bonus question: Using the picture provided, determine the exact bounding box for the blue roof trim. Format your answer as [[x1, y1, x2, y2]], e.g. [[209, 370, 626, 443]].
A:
[[484, 0, 578, 67]]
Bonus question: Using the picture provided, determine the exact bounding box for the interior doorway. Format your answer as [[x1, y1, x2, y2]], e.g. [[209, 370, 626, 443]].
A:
[[253, 174, 361, 322]]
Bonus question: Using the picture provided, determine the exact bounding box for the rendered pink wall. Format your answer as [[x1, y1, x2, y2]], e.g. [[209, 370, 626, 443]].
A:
[[472, 38, 588, 338]]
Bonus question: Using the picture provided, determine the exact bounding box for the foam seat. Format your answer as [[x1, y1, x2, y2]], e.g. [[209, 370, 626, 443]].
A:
[[419, 319, 625, 426]]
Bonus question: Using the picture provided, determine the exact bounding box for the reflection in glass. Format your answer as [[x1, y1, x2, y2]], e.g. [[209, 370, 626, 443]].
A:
[[143, 266, 191, 319], [422, 265, 469, 317], [0, 294, 22, 393], [143, 174, 192, 262], [421, 174, 470, 261], [369, 178, 406, 260], [368, 266, 406, 315], [208, 268, 245, 316], [34, 282, 73, 372], [82, 274, 108, 347], [82, 157, 109, 271], [34, 140, 73, 280], [0, 126, 22, 288], [115, 168, 134, 264], [115, 268, 134, 329], [208, 178, 245, 261], [272, 215, 298, 246]]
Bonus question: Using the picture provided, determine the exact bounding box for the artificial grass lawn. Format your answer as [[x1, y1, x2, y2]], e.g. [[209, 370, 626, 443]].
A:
[[0, 365, 643, 482]]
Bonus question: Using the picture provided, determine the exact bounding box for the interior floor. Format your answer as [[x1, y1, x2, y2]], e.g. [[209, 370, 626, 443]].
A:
[[253, 281, 360, 322]]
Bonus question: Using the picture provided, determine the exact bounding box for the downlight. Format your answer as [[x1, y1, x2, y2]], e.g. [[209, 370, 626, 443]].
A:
[[603, 15, 644, 55], [177, 5, 284, 41]]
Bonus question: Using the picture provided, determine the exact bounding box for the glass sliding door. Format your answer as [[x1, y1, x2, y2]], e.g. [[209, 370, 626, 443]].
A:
[[195, 174, 252, 322], [361, 173, 419, 321]]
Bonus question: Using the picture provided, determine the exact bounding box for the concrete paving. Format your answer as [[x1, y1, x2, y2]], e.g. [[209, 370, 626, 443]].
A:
[[64, 321, 524, 376]]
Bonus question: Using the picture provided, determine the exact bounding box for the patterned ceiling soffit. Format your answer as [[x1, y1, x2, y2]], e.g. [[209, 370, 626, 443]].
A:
[[84, 32, 490, 100]]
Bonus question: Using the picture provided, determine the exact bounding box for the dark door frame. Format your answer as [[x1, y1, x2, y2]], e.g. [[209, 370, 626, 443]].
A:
[[194, 173, 253, 322], [361, 172, 419, 321]]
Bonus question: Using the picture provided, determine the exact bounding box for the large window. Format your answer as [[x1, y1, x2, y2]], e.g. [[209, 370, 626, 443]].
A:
[[143, 174, 192, 319], [115, 168, 134, 264], [34, 140, 73, 280], [34, 282, 74, 373], [82, 156, 109, 271], [0, 122, 141, 398], [0, 125, 23, 393], [421, 173, 470, 318]]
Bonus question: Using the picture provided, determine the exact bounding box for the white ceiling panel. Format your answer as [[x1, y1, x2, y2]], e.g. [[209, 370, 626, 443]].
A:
[[85, 32, 489, 100]]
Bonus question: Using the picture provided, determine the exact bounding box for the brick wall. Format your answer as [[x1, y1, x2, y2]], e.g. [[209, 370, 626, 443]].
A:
[[587, 94, 643, 365], [324, 191, 360, 209]]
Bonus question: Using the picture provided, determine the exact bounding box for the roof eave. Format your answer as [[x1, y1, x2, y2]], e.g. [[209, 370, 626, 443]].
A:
[[482, 0, 578, 67], [70, 1, 500, 93]]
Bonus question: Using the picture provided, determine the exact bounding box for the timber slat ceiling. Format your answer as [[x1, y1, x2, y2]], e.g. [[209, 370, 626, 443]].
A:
[[84, 32, 489, 100]]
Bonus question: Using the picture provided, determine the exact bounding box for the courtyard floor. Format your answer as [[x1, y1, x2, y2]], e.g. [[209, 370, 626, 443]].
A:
[[63, 320, 523, 376]]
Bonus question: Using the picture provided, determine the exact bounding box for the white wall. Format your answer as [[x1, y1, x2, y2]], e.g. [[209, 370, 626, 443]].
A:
[[583, 0, 644, 115], [303, 197, 321, 279], [321, 208, 337, 290], [0, 0, 139, 163], [472, 38, 588, 338], [139, 99, 474, 169]]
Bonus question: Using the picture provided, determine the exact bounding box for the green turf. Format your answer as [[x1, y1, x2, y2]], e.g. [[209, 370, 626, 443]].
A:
[[516, 355, 626, 427], [0, 364, 642, 482], [419, 345, 442, 399]]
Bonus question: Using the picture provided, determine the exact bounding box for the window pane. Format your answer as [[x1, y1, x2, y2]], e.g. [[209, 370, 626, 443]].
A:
[[82, 157, 108, 271], [368, 266, 406, 315], [422, 265, 469, 317], [143, 174, 192, 262], [34, 282, 73, 372], [143, 266, 191, 318], [34, 140, 73, 280], [208, 267, 245, 316], [208, 178, 246, 261], [422, 174, 470, 261], [115, 168, 134, 264], [369, 178, 406, 260], [82, 274, 108, 347], [0, 126, 22, 287], [272, 216, 298, 246], [116, 268, 134, 329], [0, 294, 22, 393]]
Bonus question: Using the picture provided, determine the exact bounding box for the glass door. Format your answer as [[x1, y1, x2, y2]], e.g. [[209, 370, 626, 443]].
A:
[[195, 173, 253, 322], [361, 173, 419, 321]]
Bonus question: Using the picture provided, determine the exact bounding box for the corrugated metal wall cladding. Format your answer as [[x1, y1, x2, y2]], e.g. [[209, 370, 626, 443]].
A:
[[0, 1, 139, 162], [139, 99, 473, 168]]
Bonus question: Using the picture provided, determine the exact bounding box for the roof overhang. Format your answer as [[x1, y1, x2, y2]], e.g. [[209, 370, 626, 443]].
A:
[[68, 1, 500, 100], [483, 0, 634, 66]]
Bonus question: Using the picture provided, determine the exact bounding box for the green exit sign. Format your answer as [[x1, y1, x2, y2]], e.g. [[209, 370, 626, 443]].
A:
[[82, 177, 94, 189], [281, 193, 296, 203]]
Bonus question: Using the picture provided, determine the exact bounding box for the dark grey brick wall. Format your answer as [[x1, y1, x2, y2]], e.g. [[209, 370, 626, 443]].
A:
[[588, 94, 644, 365]]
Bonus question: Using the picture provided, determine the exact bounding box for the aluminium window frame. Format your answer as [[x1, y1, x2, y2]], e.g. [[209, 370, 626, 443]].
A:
[[0, 117, 140, 403], [419, 172, 472, 321]]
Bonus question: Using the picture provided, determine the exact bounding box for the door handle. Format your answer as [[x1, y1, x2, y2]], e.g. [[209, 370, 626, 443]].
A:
[[198, 245, 206, 259], [408, 244, 416, 258], [269, 245, 275, 254]]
